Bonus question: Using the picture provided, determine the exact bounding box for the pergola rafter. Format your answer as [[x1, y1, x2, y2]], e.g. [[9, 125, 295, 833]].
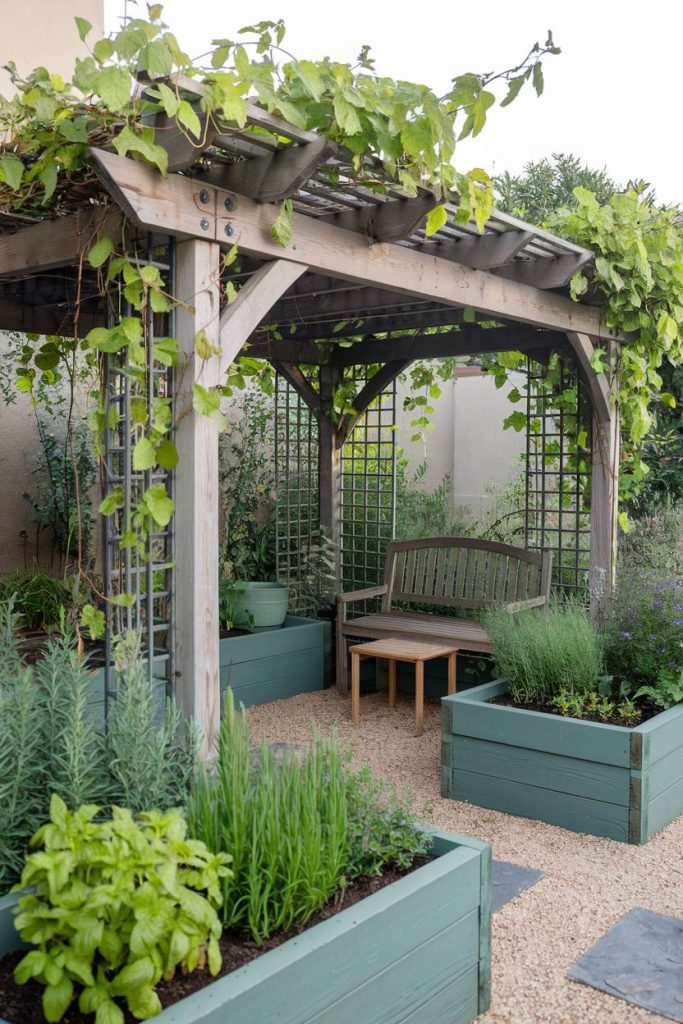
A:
[[0, 98, 622, 751]]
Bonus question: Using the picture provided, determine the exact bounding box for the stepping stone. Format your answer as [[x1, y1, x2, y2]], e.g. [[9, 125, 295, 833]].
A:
[[568, 907, 683, 1022], [492, 859, 544, 912]]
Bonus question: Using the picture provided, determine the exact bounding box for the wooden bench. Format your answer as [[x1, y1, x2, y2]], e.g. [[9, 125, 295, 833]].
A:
[[337, 537, 552, 691]]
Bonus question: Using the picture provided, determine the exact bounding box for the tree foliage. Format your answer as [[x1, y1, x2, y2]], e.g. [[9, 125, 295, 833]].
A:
[[494, 152, 619, 226]]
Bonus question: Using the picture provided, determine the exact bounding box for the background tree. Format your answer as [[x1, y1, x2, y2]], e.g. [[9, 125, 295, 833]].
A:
[[494, 152, 619, 225]]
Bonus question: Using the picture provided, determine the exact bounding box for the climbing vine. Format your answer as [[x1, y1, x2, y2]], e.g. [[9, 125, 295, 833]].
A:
[[0, 7, 559, 630]]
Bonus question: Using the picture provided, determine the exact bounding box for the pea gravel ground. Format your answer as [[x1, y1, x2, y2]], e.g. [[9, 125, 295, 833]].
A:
[[248, 689, 683, 1024]]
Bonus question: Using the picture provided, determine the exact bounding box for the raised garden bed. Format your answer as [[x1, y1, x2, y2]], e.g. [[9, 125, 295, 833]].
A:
[[220, 614, 325, 707], [0, 826, 491, 1024], [442, 680, 683, 844]]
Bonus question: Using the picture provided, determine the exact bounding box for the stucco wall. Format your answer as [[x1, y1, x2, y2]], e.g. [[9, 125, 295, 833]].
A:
[[0, 1, 104, 573], [395, 369, 527, 518]]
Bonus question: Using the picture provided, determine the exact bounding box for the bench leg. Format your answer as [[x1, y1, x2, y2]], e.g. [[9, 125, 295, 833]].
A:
[[351, 652, 361, 725], [447, 651, 457, 695], [336, 624, 348, 693], [388, 659, 397, 708], [415, 660, 424, 737]]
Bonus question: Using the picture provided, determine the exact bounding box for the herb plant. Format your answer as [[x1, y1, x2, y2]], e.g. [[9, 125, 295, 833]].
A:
[[602, 576, 683, 695], [189, 691, 348, 943], [635, 669, 683, 711], [483, 602, 604, 703], [0, 608, 198, 895], [13, 796, 231, 1024]]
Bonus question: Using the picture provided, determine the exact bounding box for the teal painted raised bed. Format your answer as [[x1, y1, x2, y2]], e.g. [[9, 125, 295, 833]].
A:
[[220, 614, 325, 707], [442, 680, 683, 844], [0, 826, 491, 1024]]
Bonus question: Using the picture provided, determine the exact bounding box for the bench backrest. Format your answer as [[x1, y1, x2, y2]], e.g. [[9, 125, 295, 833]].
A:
[[381, 537, 552, 612]]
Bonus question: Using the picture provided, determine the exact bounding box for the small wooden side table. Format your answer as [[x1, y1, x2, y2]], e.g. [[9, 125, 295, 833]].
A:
[[349, 638, 458, 736]]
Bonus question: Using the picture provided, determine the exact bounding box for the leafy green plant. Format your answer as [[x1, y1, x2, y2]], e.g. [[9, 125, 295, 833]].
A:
[[635, 669, 683, 710], [287, 528, 338, 615], [23, 418, 97, 570], [105, 632, 199, 815], [602, 576, 683, 695], [188, 691, 348, 943], [494, 152, 619, 227], [218, 577, 249, 630], [0, 570, 70, 631], [618, 503, 683, 575], [550, 689, 641, 725], [13, 796, 231, 1023], [345, 765, 431, 879], [483, 601, 604, 703]]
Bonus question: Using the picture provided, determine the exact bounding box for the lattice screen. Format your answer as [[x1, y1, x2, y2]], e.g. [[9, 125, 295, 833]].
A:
[[340, 376, 396, 592], [274, 371, 397, 605], [524, 354, 592, 595], [101, 235, 175, 712]]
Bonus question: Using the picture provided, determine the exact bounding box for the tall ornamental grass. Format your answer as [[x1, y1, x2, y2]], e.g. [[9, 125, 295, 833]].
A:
[[189, 691, 348, 943], [483, 601, 604, 704]]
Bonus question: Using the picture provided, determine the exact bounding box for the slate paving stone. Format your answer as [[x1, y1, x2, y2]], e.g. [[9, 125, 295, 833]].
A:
[[492, 859, 544, 912], [568, 907, 683, 1022]]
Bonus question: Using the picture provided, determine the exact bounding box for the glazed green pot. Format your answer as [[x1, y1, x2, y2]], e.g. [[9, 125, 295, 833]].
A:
[[233, 582, 289, 630]]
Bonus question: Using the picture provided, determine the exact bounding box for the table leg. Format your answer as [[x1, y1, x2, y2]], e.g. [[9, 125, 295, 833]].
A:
[[415, 660, 424, 736], [351, 652, 360, 725], [447, 650, 457, 695], [388, 659, 397, 707]]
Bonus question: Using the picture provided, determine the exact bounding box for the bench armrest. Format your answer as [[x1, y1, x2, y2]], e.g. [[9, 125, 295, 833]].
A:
[[338, 584, 388, 606], [502, 595, 548, 614]]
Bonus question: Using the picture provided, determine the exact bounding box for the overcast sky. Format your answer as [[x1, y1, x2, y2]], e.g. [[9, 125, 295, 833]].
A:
[[104, 0, 682, 205]]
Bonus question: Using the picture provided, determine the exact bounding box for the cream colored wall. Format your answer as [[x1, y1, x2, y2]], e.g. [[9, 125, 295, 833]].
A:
[[395, 370, 527, 520], [0, 0, 103, 93], [0, 0, 104, 573]]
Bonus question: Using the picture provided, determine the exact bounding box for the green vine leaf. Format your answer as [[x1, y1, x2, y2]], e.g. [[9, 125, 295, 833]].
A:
[[425, 204, 448, 238], [142, 486, 175, 527], [132, 437, 157, 471], [270, 199, 293, 247], [0, 153, 24, 191], [155, 439, 179, 469], [99, 487, 123, 516]]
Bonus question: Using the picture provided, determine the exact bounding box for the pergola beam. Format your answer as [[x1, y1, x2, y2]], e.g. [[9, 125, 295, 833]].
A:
[[328, 194, 438, 243], [417, 230, 534, 270], [270, 360, 320, 410], [211, 137, 335, 203], [496, 253, 592, 290], [89, 150, 617, 340], [0, 207, 123, 279], [246, 326, 566, 366]]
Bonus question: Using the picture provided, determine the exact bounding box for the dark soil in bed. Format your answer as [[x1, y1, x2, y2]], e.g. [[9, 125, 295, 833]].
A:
[[488, 693, 659, 726], [0, 857, 431, 1023]]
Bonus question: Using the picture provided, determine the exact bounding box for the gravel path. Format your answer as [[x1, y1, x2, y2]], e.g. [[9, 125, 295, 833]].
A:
[[248, 689, 683, 1024]]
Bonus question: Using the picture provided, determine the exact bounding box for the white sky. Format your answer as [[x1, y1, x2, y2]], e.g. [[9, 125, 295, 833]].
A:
[[104, 0, 682, 205]]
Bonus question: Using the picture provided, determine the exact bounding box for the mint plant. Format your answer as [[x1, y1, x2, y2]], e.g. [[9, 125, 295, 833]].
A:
[[13, 796, 231, 1023]]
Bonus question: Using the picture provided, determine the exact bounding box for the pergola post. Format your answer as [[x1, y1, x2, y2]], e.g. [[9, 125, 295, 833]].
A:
[[589, 341, 620, 620], [318, 365, 343, 591], [174, 238, 222, 758]]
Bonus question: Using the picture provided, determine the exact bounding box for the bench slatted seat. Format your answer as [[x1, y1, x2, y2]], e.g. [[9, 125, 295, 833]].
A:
[[337, 537, 552, 691]]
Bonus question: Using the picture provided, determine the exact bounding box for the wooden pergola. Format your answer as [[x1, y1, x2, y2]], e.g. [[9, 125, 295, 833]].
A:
[[0, 78, 620, 751]]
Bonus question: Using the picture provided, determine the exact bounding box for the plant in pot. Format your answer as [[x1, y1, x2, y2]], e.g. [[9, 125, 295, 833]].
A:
[[287, 529, 338, 621]]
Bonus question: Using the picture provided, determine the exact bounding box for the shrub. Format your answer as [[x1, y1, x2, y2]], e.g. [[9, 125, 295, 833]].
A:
[[0, 570, 70, 631], [13, 796, 231, 1024], [618, 503, 683, 575], [0, 607, 198, 895], [188, 691, 430, 944], [603, 576, 683, 696], [483, 602, 604, 703]]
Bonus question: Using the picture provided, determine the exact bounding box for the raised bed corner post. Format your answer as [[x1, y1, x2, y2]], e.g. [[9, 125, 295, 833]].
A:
[[566, 333, 620, 620], [174, 239, 222, 759]]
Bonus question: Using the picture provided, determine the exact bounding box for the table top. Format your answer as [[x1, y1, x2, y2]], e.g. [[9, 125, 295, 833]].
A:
[[349, 638, 458, 662]]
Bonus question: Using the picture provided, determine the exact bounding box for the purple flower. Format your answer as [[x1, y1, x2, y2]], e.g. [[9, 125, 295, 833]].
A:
[[621, 631, 632, 639]]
